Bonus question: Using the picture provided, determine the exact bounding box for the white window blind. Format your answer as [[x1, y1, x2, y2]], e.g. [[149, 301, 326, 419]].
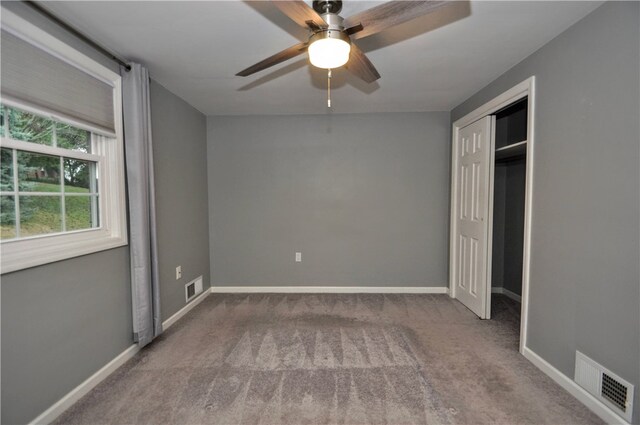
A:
[[1, 30, 115, 135]]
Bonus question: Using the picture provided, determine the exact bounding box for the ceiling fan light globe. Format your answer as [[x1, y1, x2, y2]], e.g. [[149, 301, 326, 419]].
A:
[[309, 37, 351, 69]]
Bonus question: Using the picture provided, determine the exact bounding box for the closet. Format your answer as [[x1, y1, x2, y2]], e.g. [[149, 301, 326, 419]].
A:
[[491, 99, 527, 306], [451, 79, 533, 349]]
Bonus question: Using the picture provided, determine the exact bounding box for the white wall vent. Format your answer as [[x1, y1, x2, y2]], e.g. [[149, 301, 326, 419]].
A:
[[575, 351, 634, 423], [185, 276, 204, 303]]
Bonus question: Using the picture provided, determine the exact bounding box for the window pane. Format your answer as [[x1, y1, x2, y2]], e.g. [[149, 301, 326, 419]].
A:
[[0, 196, 16, 239], [0, 106, 5, 137], [56, 123, 91, 153], [64, 159, 95, 193], [1, 148, 13, 191], [17, 151, 61, 192], [8, 107, 53, 146], [19, 195, 62, 237], [66, 195, 97, 231]]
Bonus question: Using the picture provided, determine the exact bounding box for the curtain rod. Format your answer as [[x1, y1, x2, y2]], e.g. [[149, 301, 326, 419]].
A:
[[24, 0, 132, 72]]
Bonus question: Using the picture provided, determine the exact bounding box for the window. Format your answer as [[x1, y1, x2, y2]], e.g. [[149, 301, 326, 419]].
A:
[[0, 11, 126, 273], [1, 105, 101, 240]]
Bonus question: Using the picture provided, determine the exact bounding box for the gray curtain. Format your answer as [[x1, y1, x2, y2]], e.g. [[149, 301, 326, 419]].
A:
[[121, 63, 161, 347]]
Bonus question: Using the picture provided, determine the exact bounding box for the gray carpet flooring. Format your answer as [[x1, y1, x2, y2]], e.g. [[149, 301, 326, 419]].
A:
[[55, 294, 603, 425]]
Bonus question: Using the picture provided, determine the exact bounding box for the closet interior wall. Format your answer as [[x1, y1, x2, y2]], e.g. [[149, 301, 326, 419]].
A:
[[491, 99, 528, 298]]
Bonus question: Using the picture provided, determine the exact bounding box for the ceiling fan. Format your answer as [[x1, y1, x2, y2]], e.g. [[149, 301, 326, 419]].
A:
[[236, 0, 453, 84]]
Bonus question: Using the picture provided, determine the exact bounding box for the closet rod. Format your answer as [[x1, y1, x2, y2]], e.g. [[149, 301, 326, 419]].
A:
[[24, 1, 132, 71]]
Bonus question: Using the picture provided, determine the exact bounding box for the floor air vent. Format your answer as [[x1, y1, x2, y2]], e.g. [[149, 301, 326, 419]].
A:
[[185, 276, 204, 303], [575, 351, 634, 422]]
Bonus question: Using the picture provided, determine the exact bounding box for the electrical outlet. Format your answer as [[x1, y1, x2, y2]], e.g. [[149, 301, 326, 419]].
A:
[[295, 252, 302, 262], [176, 265, 182, 280]]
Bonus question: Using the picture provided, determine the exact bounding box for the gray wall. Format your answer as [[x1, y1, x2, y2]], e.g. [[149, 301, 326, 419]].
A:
[[150, 80, 210, 321], [1, 4, 210, 421], [452, 2, 640, 421], [1, 248, 133, 425], [207, 112, 450, 287]]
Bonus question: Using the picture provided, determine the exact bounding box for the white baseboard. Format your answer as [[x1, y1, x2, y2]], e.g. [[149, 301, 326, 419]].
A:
[[162, 286, 211, 331], [210, 286, 449, 294], [492, 287, 522, 302], [522, 347, 630, 425], [28, 344, 140, 425]]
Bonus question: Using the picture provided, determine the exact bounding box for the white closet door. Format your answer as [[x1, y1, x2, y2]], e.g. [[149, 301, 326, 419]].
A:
[[454, 116, 492, 319]]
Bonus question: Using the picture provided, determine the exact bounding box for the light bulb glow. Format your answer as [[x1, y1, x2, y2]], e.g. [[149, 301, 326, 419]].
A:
[[308, 37, 351, 69]]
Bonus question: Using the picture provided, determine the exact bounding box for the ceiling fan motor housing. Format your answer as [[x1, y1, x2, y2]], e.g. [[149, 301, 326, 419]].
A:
[[308, 10, 349, 49], [319, 11, 345, 31], [313, 0, 343, 15], [308, 3, 349, 46], [308, 26, 350, 47]]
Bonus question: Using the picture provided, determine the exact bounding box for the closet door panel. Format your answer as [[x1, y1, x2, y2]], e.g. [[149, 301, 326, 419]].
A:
[[453, 116, 492, 318]]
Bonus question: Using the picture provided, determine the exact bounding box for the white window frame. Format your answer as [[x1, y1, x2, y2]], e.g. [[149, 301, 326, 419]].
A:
[[0, 10, 127, 274]]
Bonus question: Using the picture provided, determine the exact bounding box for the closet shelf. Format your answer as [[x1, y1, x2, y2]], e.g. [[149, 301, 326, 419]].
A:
[[496, 140, 527, 161]]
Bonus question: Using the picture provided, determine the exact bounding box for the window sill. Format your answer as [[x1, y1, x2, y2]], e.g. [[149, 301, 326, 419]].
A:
[[0, 229, 127, 274]]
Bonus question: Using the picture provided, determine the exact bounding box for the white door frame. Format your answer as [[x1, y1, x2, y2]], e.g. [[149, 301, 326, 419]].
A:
[[449, 77, 535, 354]]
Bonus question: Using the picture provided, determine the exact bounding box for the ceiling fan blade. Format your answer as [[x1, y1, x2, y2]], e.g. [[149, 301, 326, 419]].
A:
[[236, 42, 308, 77], [344, 0, 452, 41], [346, 43, 380, 83], [272, 1, 327, 29]]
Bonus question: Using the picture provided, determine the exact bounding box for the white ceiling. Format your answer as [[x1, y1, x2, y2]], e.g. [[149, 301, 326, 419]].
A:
[[43, 1, 602, 116]]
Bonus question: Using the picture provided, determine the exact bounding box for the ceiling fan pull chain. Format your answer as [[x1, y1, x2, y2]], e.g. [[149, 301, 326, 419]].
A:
[[327, 68, 332, 108]]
